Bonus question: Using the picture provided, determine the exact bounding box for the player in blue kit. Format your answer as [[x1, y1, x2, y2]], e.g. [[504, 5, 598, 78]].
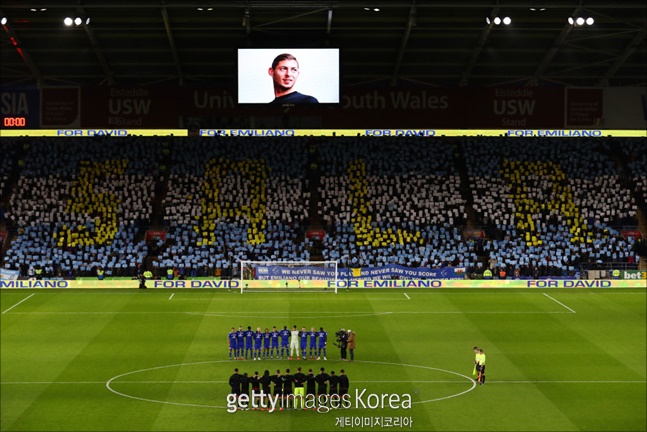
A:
[[317, 327, 327, 360], [308, 327, 318, 359], [279, 325, 291, 359], [245, 326, 254, 360], [263, 328, 271, 359], [300, 326, 308, 360], [254, 327, 263, 361], [270, 326, 280, 359], [228, 327, 238, 360], [236, 326, 245, 360]]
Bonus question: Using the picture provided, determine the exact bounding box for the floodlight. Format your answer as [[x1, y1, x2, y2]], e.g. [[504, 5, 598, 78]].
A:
[[373, 8, 380, 11], [502, 16, 511, 25], [568, 17, 574, 25], [486, 17, 491, 24], [576, 17, 584, 26], [1, 17, 7, 26], [586, 17, 594, 25], [494, 17, 501, 25], [64, 17, 73, 26]]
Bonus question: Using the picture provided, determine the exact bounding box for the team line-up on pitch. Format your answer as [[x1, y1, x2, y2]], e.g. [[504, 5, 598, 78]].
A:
[[229, 325, 331, 361]]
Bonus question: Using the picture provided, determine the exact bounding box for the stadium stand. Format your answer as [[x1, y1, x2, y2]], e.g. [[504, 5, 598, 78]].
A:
[[2, 137, 160, 277], [0, 135, 644, 279], [156, 137, 312, 277], [317, 137, 476, 269], [463, 137, 641, 277]]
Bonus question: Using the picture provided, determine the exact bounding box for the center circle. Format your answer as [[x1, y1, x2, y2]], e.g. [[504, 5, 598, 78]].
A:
[[105, 359, 476, 409]]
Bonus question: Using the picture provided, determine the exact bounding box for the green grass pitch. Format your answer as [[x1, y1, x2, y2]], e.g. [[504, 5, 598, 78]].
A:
[[1, 288, 645, 431]]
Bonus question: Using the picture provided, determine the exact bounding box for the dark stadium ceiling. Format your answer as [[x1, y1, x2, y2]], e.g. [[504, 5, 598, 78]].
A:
[[0, 0, 645, 88]]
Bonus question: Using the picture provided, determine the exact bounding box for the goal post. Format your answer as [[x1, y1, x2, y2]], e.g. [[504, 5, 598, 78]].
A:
[[239, 261, 339, 293]]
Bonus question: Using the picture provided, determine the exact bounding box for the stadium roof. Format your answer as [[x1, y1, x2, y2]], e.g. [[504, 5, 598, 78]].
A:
[[1, 0, 645, 88]]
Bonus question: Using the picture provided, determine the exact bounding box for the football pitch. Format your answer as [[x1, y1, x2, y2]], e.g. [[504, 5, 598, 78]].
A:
[[1, 288, 645, 431]]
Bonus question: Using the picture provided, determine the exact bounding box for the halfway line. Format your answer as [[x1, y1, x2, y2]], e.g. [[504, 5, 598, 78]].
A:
[[2, 293, 35, 314], [543, 293, 576, 313]]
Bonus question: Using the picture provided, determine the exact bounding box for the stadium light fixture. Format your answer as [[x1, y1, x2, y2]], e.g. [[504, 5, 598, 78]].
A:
[[488, 16, 511, 26], [1, 17, 7, 26], [569, 15, 595, 27], [64, 16, 89, 27]]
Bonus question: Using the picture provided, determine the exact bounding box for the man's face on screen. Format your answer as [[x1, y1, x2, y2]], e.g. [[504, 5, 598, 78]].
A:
[[269, 59, 299, 92]]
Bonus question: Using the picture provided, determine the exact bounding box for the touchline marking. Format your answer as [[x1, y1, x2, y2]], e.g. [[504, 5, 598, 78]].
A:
[[2, 293, 35, 314], [543, 293, 576, 313], [404, 293, 410, 300], [169, 293, 174, 300]]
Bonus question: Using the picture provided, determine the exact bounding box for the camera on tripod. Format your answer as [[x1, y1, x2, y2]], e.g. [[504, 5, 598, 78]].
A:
[[333, 329, 347, 348]]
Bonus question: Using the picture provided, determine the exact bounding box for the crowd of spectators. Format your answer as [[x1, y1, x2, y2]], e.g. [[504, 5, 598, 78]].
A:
[[2, 137, 161, 277], [0, 135, 644, 279], [155, 138, 312, 276], [317, 137, 476, 268], [463, 137, 640, 276]]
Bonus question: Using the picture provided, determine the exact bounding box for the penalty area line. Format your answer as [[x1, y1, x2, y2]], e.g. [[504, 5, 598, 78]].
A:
[[404, 293, 410, 300], [2, 293, 35, 314], [543, 293, 576, 313], [169, 293, 174, 300]]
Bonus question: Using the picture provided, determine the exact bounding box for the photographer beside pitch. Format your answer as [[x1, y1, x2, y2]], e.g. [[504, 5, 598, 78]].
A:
[[335, 328, 349, 360]]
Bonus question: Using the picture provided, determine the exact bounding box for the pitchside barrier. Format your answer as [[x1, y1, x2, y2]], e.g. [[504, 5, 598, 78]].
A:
[[1, 278, 644, 289]]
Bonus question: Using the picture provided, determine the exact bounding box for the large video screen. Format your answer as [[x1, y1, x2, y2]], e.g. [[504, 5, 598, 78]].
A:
[[238, 48, 340, 105]]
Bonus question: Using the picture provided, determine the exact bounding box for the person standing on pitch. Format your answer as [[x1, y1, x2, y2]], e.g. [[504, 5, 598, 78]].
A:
[[317, 327, 328, 360], [228, 327, 237, 360], [272, 369, 285, 410], [270, 326, 280, 359], [305, 368, 317, 402], [263, 327, 271, 360], [289, 325, 300, 360], [328, 370, 339, 396], [338, 369, 350, 397], [477, 348, 487, 385], [236, 326, 245, 360], [244, 326, 254, 360], [316, 367, 330, 398], [347, 329, 356, 362], [279, 325, 290, 359], [229, 368, 242, 405], [250, 371, 261, 410], [253, 327, 263, 361], [283, 368, 294, 409], [473, 346, 479, 377], [293, 367, 306, 410], [308, 327, 318, 359], [260, 370, 272, 409], [300, 326, 308, 360]]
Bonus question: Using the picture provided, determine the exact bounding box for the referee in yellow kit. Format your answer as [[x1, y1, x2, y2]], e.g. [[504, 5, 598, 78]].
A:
[[477, 348, 486, 385]]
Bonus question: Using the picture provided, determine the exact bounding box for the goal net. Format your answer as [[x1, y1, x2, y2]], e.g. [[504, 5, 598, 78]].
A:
[[239, 261, 339, 293]]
